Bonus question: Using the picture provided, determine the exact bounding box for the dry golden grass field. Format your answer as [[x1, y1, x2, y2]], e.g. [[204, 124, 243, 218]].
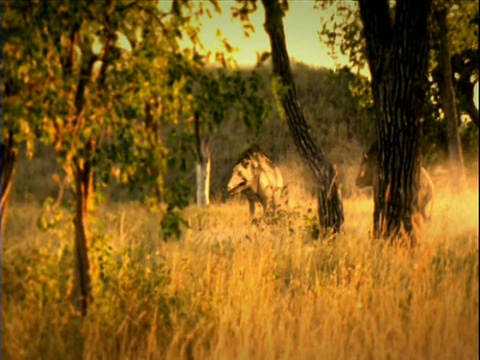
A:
[[2, 159, 478, 360]]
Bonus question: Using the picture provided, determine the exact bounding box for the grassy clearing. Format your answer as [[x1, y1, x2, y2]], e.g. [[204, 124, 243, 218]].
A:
[[2, 176, 478, 360]]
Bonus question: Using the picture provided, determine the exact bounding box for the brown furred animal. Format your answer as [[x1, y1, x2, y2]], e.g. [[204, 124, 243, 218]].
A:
[[227, 144, 286, 216], [355, 143, 434, 221]]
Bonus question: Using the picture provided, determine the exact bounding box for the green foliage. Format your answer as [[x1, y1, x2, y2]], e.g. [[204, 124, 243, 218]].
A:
[[303, 207, 321, 240], [3, 0, 272, 246], [270, 75, 289, 121], [37, 197, 67, 232], [160, 179, 192, 240], [1, 224, 190, 358], [165, 179, 192, 210], [316, 1, 367, 73], [324, 66, 375, 143], [291, 63, 375, 147], [445, 1, 478, 56], [161, 209, 189, 241], [1, 1, 48, 158], [2, 235, 75, 317], [422, 82, 450, 160]]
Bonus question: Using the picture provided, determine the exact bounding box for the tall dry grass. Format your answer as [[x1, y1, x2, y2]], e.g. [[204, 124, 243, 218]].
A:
[[2, 165, 478, 360]]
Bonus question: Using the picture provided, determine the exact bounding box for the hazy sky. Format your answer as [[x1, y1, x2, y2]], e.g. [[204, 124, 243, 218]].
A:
[[184, 0, 350, 69]]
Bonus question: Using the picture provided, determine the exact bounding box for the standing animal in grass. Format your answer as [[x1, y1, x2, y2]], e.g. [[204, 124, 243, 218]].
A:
[[227, 144, 286, 216], [355, 142, 434, 221]]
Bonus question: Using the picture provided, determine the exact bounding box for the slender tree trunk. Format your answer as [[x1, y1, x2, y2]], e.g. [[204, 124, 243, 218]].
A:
[[1, 131, 18, 237], [434, 6, 466, 192], [359, 0, 432, 244], [73, 160, 93, 316], [194, 112, 211, 208], [59, 2, 115, 316], [145, 100, 164, 204], [195, 159, 211, 208], [69, 49, 97, 315], [261, 0, 344, 235]]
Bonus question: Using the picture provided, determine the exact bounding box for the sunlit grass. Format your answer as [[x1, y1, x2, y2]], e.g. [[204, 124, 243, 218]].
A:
[[2, 175, 478, 360]]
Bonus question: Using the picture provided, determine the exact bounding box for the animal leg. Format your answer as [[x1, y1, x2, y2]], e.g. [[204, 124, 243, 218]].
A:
[[263, 186, 275, 216], [422, 205, 432, 223], [258, 197, 268, 216], [249, 199, 256, 217], [281, 186, 289, 206]]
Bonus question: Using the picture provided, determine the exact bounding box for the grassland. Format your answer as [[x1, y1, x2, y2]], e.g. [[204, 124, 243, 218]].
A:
[[2, 158, 478, 360]]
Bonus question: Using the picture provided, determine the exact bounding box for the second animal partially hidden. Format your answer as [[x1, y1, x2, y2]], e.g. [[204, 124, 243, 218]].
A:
[[355, 142, 434, 221]]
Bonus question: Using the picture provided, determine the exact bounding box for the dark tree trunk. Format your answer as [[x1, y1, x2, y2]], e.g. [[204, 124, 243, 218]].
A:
[[359, 0, 432, 244], [68, 50, 97, 316], [434, 6, 466, 192], [0, 131, 18, 237], [261, 0, 344, 235], [194, 112, 211, 208], [73, 159, 93, 316]]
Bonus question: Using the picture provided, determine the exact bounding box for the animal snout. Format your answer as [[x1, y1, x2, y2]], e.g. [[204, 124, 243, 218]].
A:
[[227, 183, 239, 195], [227, 179, 247, 195]]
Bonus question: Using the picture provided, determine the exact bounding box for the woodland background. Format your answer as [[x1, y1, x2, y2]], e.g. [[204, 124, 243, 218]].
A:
[[2, 1, 478, 359]]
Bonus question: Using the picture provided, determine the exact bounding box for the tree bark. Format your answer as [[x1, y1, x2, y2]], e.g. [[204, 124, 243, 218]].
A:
[[194, 112, 211, 208], [1, 131, 18, 238], [359, 0, 432, 244], [261, 0, 344, 235], [434, 5, 466, 192]]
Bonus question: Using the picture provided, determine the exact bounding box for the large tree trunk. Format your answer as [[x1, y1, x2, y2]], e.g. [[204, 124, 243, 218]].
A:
[[194, 112, 211, 208], [261, 0, 344, 235], [434, 5, 466, 192], [1, 131, 18, 237], [359, 0, 432, 244]]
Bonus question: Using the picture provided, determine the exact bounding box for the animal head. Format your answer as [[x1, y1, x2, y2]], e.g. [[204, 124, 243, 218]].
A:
[[355, 142, 378, 189], [227, 145, 261, 195], [227, 145, 269, 195], [227, 159, 256, 195]]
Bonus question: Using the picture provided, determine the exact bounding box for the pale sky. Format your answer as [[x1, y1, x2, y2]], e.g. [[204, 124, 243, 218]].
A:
[[192, 0, 348, 69], [129, 1, 348, 68], [157, 0, 478, 108]]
